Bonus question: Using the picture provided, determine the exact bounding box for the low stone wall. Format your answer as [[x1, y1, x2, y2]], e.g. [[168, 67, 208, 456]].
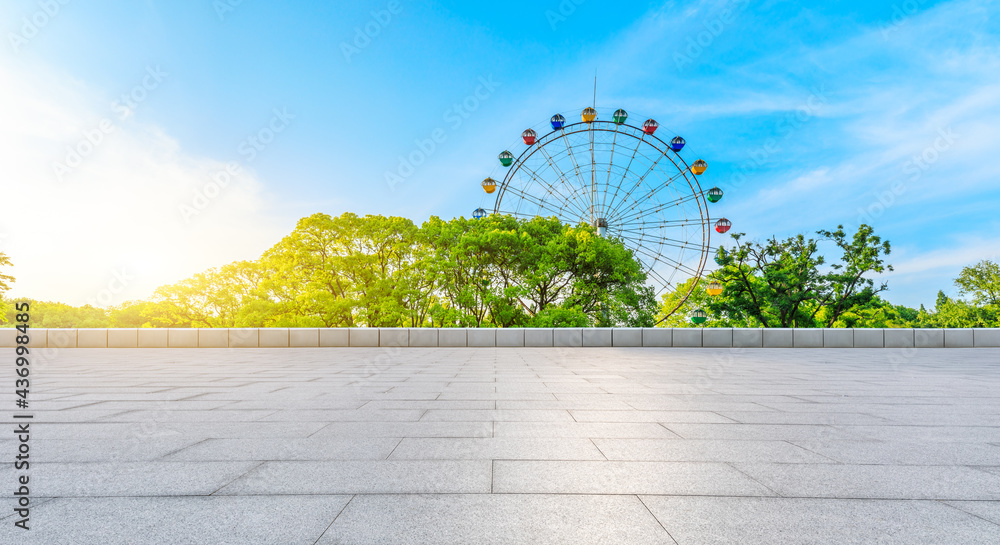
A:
[[2, 327, 999, 348]]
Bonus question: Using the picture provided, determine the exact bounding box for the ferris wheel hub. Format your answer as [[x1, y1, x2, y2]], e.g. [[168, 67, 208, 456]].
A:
[[592, 217, 609, 237]]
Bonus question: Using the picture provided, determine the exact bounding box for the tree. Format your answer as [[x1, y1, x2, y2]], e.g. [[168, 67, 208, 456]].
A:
[[422, 215, 654, 327], [109, 300, 176, 328], [915, 290, 999, 328], [955, 260, 1000, 307], [711, 232, 825, 327], [2, 214, 660, 329], [150, 260, 266, 327], [258, 213, 430, 327], [811, 225, 893, 327], [4, 300, 109, 328], [709, 224, 892, 328], [823, 296, 918, 328], [657, 277, 758, 327], [257, 213, 360, 327], [0, 252, 13, 324]]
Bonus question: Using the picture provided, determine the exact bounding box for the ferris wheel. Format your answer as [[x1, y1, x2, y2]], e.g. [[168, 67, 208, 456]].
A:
[[474, 106, 731, 320]]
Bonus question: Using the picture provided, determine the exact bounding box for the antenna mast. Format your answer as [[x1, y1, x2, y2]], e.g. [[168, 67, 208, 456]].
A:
[[590, 71, 597, 228]]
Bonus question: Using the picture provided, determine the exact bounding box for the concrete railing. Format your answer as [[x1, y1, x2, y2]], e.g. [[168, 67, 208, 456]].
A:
[[2, 327, 999, 348]]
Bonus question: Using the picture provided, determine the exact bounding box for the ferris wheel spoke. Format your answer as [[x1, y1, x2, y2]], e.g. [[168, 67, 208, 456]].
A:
[[606, 176, 694, 226], [611, 212, 708, 233], [627, 190, 706, 218], [599, 128, 619, 219], [613, 229, 701, 249], [644, 267, 679, 296], [500, 182, 581, 220], [611, 198, 707, 225], [506, 162, 590, 219], [634, 169, 689, 200], [589, 124, 596, 224], [496, 208, 559, 221], [559, 127, 593, 215], [614, 170, 696, 221], [616, 235, 702, 256], [613, 216, 708, 230], [614, 230, 696, 259], [601, 133, 645, 219], [603, 152, 669, 221], [535, 143, 596, 218], [624, 242, 703, 278]]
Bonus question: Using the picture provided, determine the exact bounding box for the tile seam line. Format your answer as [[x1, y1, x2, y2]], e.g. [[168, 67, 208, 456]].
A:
[[724, 462, 783, 498], [937, 500, 1000, 529], [157, 438, 213, 461], [207, 460, 267, 496], [636, 494, 680, 545], [589, 438, 610, 460], [778, 439, 842, 464], [312, 494, 356, 545], [383, 438, 405, 460], [306, 422, 334, 438]]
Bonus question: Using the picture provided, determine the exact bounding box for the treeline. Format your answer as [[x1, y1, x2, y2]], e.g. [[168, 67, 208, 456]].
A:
[[659, 226, 999, 328], [2, 219, 997, 329], [2, 213, 657, 328]]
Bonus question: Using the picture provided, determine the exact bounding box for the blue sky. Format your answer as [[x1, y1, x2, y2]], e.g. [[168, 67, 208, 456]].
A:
[[1, 0, 998, 308]]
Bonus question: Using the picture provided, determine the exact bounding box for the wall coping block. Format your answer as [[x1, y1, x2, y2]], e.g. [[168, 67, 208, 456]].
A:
[[5, 328, 997, 348]]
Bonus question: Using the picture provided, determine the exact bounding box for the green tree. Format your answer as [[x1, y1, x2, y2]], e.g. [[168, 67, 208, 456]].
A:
[[256, 213, 359, 327], [955, 260, 1000, 307], [567, 226, 656, 327], [3, 213, 660, 329], [709, 225, 892, 327], [109, 300, 177, 328], [150, 260, 266, 327], [711, 232, 825, 327], [657, 276, 759, 327], [823, 296, 918, 328], [422, 215, 655, 327], [4, 300, 110, 328], [915, 290, 999, 328], [258, 213, 427, 327], [0, 252, 13, 324], [422, 214, 528, 327], [810, 225, 893, 327]]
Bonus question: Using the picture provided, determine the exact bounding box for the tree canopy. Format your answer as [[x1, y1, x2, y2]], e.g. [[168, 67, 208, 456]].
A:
[[955, 260, 1000, 307], [24, 213, 655, 328], [3, 218, 998, 328], [656, 224, 995, 329], [0, 252, 13, 324], [696, 224, 893, 328]]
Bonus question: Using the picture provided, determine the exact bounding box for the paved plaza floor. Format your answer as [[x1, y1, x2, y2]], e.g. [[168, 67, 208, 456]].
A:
[[2, 347, 1000, 544]]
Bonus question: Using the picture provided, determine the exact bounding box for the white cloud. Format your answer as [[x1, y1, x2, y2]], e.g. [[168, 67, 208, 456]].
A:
[[0, 55, 286, 307], [890, 237, 1000, 277]]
